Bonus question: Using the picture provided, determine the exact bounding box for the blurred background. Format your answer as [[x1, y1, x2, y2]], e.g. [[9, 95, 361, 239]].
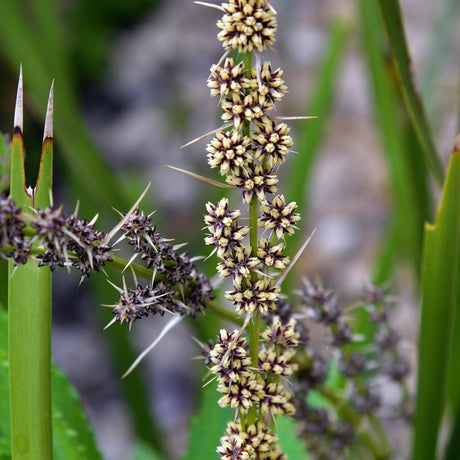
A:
[[0, 0, 459, 458]]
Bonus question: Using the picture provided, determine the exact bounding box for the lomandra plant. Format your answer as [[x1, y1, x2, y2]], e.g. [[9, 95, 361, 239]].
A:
[[2, 1, 460, 459]]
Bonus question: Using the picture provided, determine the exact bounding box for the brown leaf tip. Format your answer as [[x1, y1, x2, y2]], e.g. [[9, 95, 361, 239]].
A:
[[13, 126, 23, 137]]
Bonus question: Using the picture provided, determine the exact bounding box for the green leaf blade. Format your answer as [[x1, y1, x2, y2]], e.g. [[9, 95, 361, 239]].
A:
[[414, 142, 460, 460], [376, 0, 444, 186]]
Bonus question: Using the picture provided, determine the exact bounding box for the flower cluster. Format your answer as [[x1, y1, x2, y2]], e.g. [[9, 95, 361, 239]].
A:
[[0, 195, 213, 327], [0, 194, 111, 275], [216, 0, 277, 53], [217, 421, 284, 460], [206, 320, 298, 417], [104, 208, 214, 326]]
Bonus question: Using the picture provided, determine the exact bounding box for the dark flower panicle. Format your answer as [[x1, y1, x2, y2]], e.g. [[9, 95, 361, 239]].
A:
[[0, 196, 213, 327], [64, 214, 112, 276], [292, 279, 412, 455], [292, 394, 355, 460], [112, 208, 215, 324], [111, 282, 176, 325], [361, 283, 411, 384], [0, 194, 28, 264], [0, 195, 112, 275]]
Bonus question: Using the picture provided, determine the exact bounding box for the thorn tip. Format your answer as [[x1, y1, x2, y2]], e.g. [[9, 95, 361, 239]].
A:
[[14, 66, 24, 133], [43, 80, 54, 141]]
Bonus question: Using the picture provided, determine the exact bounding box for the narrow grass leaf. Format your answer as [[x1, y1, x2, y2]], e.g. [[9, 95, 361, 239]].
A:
[[376, 0, 444, 186], [414, 138, 460, 460], [358, 0, 430, 278], [0, 304, 11, 451]]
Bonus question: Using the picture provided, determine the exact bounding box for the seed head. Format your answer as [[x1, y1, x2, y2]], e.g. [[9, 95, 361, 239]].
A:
[[208, 58, 250, 97], [258, 345, 297, 376], [217, 246, 260, 286], [250, 62, 287, 104], [257, 238, 289, 270], [226, 164, 278, 203], [259, 195, 300, 239], [217, 0, 277, 53], [217, 374, 264, 412], [259, 382, 295, 416], [205, 198, 241, 236], [262, 316, 300, 348], [225, 275, 280, 314], [252, 119, 292, 167], [208, 329, 251, 383], [207, 129, 252, 176]]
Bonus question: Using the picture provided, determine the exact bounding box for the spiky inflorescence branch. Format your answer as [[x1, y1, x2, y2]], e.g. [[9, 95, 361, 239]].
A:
[[0, 194, 214, 328]]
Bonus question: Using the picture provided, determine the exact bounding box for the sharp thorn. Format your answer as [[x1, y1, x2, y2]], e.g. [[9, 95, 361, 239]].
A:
[[43, 80, 54, 141]]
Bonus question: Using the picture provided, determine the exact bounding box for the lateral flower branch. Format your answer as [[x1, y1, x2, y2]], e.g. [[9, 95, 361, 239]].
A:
[[0, 192, 214, 327]]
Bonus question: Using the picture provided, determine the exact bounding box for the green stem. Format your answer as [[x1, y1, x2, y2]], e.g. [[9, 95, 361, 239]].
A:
[[9, 126, 53, 458], [247, 193, 260, 426], [247, 310, 260, 426], [9, 263, 52, 460]]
